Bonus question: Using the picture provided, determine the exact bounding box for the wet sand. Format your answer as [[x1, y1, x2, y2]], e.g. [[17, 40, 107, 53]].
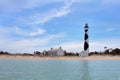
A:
[[0, 55, 120, 60]]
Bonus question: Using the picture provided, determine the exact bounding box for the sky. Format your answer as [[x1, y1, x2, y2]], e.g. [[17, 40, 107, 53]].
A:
[[0, 0, 120, 53]]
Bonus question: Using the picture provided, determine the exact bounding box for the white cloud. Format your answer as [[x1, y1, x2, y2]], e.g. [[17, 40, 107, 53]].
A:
[[29, 0, 73, 25], [15, 27, 46, 37], [0, 0, 73, 13], [12, 33, 65, 47], [24, 0, 65, 9], [0, 26, 46, 37], [29, 29, 46, 36], [0, 0, 119, 13]]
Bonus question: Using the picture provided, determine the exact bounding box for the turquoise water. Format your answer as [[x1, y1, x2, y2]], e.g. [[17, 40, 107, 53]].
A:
[[0, 60, 120, 80]]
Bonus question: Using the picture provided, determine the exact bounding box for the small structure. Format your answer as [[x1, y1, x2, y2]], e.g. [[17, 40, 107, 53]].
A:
[[47, 47, 64, 56]]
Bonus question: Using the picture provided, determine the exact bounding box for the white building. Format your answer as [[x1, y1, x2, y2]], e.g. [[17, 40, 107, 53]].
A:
[[47, 47, 64, 56]]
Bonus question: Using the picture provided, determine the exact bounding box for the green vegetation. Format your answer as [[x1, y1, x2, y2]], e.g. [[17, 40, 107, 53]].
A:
[[64, 51, 79, 56], [0, 51, 33, 56], [0, 51, 10, 55], [89, 48, 120, 56], [0, 48, 120, 56]]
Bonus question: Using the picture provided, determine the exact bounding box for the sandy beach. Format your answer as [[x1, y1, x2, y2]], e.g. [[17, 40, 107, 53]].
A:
[[0, 55, 120, 60]]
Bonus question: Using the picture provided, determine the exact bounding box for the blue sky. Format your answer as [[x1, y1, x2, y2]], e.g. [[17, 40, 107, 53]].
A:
[[0, 0, 120, 53]]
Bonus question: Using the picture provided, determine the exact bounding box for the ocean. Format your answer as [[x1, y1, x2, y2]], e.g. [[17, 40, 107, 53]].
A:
[[0, 60, 120, 80]]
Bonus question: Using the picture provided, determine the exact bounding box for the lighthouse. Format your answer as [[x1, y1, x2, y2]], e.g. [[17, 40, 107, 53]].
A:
[[84, 23, 89, 56]]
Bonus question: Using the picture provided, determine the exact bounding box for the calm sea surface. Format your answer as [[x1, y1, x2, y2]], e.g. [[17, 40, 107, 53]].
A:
[[0, 60, 120, 80]]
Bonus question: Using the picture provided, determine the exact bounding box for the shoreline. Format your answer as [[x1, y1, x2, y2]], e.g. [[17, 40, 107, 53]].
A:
[[0, 55, 120, 60]]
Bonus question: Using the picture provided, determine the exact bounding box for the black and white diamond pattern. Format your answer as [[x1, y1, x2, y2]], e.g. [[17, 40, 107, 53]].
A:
[[84, 24, 89, 56]]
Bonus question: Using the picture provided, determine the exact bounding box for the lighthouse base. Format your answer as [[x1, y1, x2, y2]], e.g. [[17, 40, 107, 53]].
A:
[[79, 51, 89, 57]]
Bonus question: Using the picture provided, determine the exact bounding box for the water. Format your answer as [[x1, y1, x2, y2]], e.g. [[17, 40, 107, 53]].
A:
[[0, 60, 120, 80]]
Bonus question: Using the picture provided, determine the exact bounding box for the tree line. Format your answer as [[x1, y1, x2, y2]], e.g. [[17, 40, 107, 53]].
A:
[[0, 48, 120, 56], [89, 48, 120, 56], [0, 51, 10, 55]]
